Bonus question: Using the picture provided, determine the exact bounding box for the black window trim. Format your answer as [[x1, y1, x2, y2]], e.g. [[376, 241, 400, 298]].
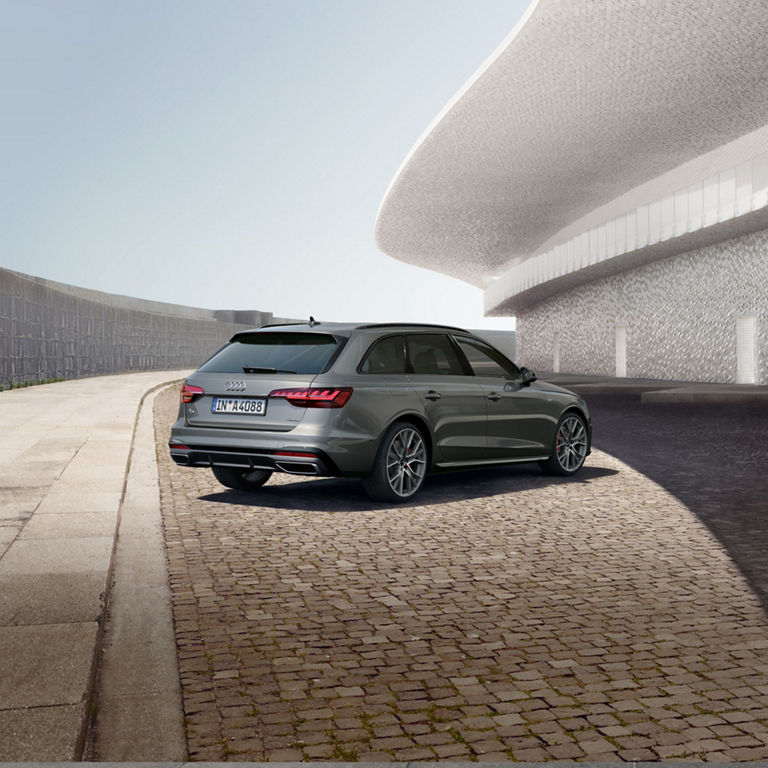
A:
[[404, 332, 468, 377], [450, 334, 520, 380], [357, 333, 407, 375], [356, 331, 519, 379], [446, 334, 476, 376]]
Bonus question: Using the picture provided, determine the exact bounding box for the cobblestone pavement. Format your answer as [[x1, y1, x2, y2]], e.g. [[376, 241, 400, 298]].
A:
[[582, 396, 768, 612], [155, 386, 768, 762]]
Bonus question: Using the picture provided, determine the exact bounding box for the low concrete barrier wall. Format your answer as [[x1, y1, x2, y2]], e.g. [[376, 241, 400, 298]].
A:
[[0, 267, 296, 389]]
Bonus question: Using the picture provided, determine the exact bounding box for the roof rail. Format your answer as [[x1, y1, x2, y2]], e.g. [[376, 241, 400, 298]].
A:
[[257, 322, 308, 328], [357, 322, 470, 332]]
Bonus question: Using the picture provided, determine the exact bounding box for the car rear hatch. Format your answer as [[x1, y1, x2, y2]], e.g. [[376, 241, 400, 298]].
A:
[[182, 331, 343, 432]]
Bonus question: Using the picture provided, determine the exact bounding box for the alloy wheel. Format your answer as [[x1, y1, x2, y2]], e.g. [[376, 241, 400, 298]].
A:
[[385, 427, 427, 497], [555, 414, 588, 472]]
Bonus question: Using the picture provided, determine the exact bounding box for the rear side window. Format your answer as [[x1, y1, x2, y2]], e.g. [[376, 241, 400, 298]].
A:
[[407, 334, 465, 375], [454, 336, 519, 378], [198, 333, 339, 375], [359, 335, 405, 374]]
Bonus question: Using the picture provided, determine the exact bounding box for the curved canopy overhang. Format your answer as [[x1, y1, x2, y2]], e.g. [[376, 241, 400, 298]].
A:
[[375, 0, 768, 309]]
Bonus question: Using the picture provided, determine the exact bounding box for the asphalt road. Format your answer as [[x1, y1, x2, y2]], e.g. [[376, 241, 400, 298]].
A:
[[583, 394, 768, 614]]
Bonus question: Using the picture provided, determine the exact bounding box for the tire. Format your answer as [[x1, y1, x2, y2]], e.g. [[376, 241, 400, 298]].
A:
[[540, 411, 588, 476], [362, 421, 428, 502], [212, 466, 272, 491]]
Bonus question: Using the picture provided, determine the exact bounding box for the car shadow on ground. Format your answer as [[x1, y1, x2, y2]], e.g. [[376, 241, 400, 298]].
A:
[[583, 394, 768, 614], [198, 463, 618, 513]]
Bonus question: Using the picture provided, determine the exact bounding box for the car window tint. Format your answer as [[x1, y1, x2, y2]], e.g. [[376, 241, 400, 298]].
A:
[[359, 335, 405, 374], [407, 334, 465, 375], [198, 333, 339, 375], [455, 336, 520, 378]]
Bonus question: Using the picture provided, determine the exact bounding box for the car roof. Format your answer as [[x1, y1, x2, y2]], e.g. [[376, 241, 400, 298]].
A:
[[230, 321, 472, 341]]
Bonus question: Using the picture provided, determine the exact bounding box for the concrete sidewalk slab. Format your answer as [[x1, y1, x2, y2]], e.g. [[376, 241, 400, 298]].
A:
[[19, 511, 117, 539], [36, 492, 122, 514], [0, 573, 105, 625], [0, 623, 98, 708], [0, 706, 86, 761], [0, 370, 190, 761], [0, 537, 113, 573]]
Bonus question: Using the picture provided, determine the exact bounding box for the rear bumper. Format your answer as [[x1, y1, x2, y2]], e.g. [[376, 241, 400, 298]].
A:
[[169, 415, 380, 476], [169, 441, 337, 477]]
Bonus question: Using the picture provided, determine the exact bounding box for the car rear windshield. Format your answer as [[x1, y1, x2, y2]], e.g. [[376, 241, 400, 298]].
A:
[[198, 333, 340, 375]]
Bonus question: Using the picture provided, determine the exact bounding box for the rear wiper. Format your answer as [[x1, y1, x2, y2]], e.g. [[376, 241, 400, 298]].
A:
[[242, 366, 297, 374]]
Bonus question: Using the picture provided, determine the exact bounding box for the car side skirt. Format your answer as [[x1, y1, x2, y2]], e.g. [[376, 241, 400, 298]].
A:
[[433, 454, 550, 470]]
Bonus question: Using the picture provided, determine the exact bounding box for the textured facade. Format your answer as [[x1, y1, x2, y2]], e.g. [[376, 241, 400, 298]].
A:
[[516, 229, 768, 384], [374, 1, 768, 384], [0, 267, 295, 389], [486, 124, 768, 315]]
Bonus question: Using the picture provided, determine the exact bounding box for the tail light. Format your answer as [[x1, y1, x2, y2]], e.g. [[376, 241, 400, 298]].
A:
[[181, 384, 204, 403], [269, 387, 353, 408]]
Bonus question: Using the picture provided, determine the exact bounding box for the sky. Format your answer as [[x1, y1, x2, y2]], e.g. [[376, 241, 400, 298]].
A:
[[1, 0, 531, 330]]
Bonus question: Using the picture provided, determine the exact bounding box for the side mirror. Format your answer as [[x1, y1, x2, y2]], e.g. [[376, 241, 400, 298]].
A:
[[519, 367, 537, 386]]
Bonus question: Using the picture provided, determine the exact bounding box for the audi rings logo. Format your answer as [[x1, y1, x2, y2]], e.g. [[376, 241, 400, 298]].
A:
[[225, 380, 246, 392]]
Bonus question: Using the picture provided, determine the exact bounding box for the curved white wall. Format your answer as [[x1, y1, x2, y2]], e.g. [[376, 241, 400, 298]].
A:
[[486, 124, 768, 314]]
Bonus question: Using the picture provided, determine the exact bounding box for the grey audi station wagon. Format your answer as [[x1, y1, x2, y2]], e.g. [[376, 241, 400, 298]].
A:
[[169, 321, 591, 502]]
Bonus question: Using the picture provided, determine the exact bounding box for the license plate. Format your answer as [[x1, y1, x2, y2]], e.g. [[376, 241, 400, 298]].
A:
[[212, 397, 267, 415]]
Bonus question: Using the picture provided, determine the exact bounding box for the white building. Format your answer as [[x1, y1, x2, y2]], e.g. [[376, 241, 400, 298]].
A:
[[375, 0, 768, 384]]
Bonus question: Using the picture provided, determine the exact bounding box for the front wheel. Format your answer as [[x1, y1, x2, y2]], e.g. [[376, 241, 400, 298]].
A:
[[540, 412, 588, 476], [363, 422, 428, 502], [212, 466, 272, 491]]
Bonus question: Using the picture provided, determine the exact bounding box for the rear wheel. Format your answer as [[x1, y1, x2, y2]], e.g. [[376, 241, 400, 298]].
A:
[[212, 466, 272, 491], [363, 421, 428, 502], [540, 412, 588, 476]]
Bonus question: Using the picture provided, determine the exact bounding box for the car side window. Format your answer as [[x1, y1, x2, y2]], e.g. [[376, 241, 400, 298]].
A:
[[359, 335, 405, 374], [454, 336, 520, 378], [406, 334, 466, 375]]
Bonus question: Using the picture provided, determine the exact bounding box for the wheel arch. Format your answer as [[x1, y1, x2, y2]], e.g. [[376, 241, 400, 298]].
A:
[[382, 412, 435, 470], [559, 405, 592, 454]]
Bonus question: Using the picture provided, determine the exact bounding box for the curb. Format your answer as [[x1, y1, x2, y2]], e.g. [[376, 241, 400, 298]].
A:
[[79, 378, 186, 760]]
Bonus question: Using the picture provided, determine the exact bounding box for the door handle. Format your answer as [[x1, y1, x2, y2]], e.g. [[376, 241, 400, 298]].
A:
[[424, 391, 442, 401], [487, 393, 502, 401]]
